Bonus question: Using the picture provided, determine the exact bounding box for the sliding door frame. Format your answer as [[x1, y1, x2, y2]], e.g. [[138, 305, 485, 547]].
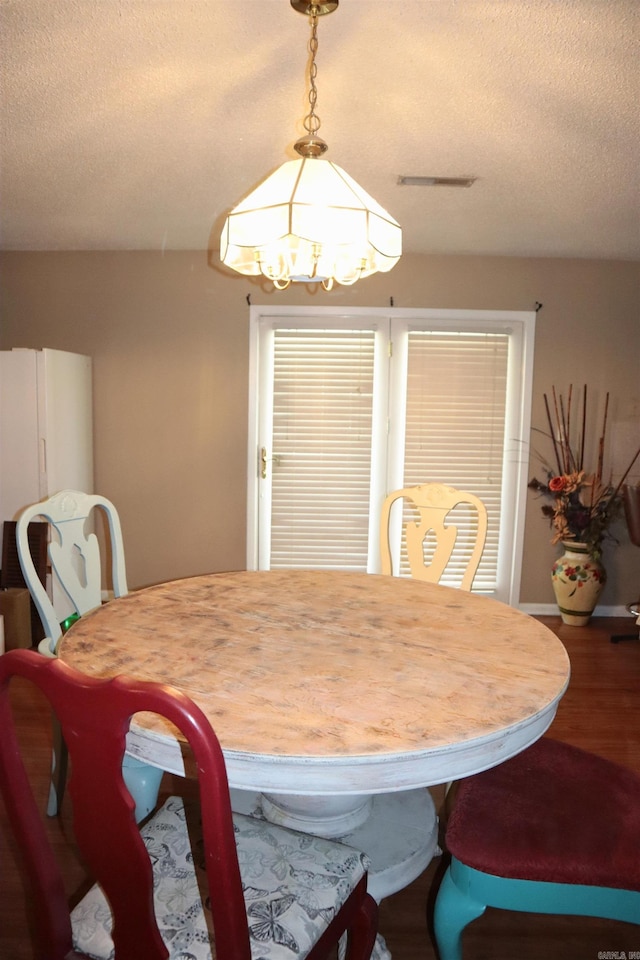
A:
[[247, 305, 536, 606]]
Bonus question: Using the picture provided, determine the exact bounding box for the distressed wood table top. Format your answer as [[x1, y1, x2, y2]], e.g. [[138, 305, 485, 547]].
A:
[[60, 570, 570, 788]]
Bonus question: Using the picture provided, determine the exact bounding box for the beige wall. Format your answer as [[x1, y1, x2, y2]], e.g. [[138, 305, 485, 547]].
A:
[[1, 250, 638, 607]]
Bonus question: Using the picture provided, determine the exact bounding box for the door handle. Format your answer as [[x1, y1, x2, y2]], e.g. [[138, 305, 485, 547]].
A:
[[260, 447, 281, 479]]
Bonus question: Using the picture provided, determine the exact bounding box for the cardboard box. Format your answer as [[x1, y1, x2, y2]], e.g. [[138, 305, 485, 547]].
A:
[[0, 587, 32, 650]]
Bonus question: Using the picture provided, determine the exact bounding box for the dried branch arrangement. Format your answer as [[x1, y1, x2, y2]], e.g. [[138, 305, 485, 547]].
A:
[[529, 385, 640, 554]]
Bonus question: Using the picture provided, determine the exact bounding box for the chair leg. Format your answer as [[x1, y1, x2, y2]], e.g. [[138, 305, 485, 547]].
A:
[[338, 892, 379, 960], [348, 893, 379, 960], [46, 716, 68, 817], [121, 756, 164, 822], [433, 865, 486, 960]]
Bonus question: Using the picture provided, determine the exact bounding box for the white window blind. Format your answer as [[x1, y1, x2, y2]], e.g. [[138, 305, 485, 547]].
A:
[[270, 330, 375, 570], [400, 331, 509, 591]]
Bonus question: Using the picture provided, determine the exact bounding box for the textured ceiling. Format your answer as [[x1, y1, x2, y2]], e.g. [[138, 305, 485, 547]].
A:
[[1, 0, 638, 259]]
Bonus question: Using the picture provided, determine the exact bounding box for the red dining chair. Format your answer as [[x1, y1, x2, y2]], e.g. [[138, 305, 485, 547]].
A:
[[433, 737, 640, 959], [0, 649, 378, 960]]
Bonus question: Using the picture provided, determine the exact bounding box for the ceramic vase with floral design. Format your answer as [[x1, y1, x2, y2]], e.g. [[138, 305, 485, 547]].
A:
[[551, 541, 606, 626]]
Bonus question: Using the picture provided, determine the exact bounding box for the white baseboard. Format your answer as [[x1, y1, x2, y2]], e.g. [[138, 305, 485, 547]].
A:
[[519, 603, 632, 618]]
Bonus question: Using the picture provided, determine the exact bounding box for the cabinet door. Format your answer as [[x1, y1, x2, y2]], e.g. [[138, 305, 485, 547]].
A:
[[39, 349, 93, 497], [1, 348, 94, 626], [0, 349, 93, 524], [0, 350, 41, 522]]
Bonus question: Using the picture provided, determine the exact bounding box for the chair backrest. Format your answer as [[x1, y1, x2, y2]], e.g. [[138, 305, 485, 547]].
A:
[[380, 483, 488, 590], [16, 490, 128, 647], [0, 648, 251, 960]]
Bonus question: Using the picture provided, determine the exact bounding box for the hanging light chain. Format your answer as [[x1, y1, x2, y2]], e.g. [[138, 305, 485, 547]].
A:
[[303, 6, 322, 137]]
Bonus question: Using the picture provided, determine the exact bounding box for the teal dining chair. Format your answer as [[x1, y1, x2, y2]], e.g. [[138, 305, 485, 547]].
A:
[[433, 737, 640, 959]]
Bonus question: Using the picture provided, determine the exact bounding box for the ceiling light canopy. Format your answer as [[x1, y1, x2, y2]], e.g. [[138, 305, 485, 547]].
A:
[[220, 0, 401, 291]]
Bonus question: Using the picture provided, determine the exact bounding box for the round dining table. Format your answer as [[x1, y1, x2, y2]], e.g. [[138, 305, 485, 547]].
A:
[[60, 569, 570, 906]]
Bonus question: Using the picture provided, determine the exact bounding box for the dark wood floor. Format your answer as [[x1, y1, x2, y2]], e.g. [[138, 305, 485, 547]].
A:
[[1, 615, 639, 959]]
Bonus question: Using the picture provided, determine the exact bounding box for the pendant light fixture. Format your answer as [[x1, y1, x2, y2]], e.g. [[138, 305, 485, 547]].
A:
[[220, 0, 402, 291]]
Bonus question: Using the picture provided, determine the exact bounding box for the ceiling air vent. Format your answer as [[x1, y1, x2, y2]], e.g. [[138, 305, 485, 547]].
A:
[[397, 176, 477, 187]]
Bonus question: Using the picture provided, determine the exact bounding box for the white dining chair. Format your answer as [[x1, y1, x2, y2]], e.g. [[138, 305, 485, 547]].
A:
[[15, 490, 159, 819], [16, 489, 128, 655]]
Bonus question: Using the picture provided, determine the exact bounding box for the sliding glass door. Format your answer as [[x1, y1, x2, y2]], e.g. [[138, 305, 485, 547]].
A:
[[247, 307, 535, 605]]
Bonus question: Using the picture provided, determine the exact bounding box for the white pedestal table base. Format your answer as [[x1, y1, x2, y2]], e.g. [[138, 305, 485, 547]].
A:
[[229, 787, 440, 902], [230, 787, 439, 960]]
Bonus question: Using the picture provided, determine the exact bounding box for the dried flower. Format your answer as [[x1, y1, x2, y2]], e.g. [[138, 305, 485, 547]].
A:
[[529, 386, 640, 557], [548, 475, 567, 493]]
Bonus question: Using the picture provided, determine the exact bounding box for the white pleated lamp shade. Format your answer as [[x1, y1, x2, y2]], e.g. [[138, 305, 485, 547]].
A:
[[220, 157, 402, 287]]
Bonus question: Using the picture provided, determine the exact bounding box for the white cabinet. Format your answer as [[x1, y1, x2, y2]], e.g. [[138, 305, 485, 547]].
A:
[[0, 348, 93, 621], [0, 348, 93, 523]]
